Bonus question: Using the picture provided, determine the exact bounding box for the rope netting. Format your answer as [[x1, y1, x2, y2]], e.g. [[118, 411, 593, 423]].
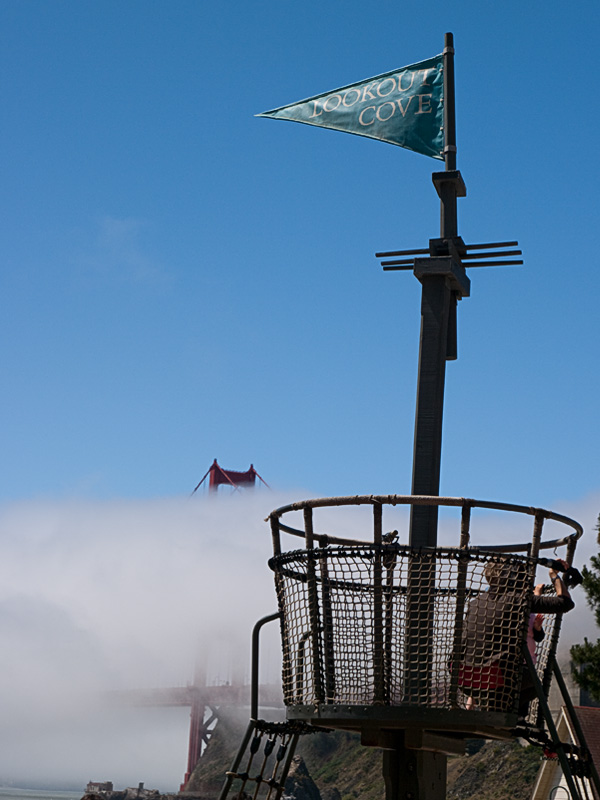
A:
[[525, 586, 562, 726], [271, 546, 540, 713]]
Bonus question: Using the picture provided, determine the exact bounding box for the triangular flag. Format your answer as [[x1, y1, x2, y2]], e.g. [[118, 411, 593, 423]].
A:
[[258, 55, 444, 160]]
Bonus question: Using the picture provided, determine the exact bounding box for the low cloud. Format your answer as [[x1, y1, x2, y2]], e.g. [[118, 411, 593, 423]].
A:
[[0, 492, 285, 790]]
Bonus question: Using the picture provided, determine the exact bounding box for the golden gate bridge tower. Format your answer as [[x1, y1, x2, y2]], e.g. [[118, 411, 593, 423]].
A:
[[191, 459, 269, 495], [178, 460, 271, 791], [118, 461, 272, 793]]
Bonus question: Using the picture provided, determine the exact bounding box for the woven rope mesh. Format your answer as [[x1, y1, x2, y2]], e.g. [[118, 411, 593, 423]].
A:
[[270, 546, 540, 713], [524, 586, 560, 725]]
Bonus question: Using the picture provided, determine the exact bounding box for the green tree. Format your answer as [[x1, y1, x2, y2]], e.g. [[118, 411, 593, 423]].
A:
[[570, 513, 600, 700]]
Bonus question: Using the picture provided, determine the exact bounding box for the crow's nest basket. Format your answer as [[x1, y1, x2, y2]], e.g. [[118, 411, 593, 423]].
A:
[[267, 495, 582, 740]]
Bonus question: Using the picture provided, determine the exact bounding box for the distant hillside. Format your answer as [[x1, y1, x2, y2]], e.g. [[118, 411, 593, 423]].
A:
[[447, 739, 542, 800], [186, 709, 543, 800]]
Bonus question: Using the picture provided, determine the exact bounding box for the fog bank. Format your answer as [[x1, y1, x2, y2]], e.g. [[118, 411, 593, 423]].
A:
[[0, 489, 597, 790]]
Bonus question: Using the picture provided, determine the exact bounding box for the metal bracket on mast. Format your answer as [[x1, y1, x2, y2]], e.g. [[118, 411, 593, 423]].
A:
[[413, 256, 470, 298]]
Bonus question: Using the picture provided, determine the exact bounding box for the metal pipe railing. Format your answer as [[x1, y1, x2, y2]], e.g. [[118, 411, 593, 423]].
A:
[[251, 612, 281, 720], [268, 494, 582, 555]]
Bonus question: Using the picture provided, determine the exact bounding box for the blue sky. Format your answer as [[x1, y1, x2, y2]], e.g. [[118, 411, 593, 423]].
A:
[[1, 0, 598, 507], [1, 0, 599, 788]]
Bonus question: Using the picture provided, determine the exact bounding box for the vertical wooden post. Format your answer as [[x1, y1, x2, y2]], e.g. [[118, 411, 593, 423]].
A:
[[383, 735, 448, 800], [319, 533, 336, 702], [449, 503, 471, 707], [373, 502, 385, 703], [304, 507, 324, 703], [409, 275, 452, 546]]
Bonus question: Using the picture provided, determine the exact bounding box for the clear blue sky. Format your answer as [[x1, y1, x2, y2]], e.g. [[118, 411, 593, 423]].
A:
[[1, 0, 598, 508], [1, 1, 600, 788]]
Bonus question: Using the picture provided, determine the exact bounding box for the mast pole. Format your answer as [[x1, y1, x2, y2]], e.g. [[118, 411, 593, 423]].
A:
[[386, 34, 468, 800], [408, 31, 466, 550]]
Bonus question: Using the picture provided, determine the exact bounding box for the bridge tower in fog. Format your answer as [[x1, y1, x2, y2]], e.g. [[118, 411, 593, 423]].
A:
[[179, 459, 271, 790], [191, 459, 269, 495]]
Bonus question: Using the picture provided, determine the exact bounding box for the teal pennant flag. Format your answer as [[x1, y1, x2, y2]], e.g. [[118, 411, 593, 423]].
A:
[[257, 55, 444, 160]]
